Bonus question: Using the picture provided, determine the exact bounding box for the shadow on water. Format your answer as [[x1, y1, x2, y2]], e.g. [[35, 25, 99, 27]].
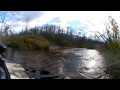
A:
[[5, 47, 109, 79]]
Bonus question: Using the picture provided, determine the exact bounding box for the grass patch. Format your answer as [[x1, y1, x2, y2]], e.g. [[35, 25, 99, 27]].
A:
[[97, 16, 120, 78], [3, 34, 50, 51]]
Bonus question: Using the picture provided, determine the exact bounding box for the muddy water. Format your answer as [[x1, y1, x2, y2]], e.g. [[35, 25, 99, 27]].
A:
[[5, 47, 108, 79]]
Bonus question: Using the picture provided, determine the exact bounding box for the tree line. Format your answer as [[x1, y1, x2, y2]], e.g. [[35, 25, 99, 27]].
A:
[[18, 24, 104, 49]]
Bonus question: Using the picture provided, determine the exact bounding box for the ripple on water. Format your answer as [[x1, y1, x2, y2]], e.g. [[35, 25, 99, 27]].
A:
[[6, 47, 108, 79]]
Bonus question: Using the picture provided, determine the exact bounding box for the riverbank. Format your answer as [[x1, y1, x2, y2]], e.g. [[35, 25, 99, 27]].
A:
[[3, 35, 50, 51]]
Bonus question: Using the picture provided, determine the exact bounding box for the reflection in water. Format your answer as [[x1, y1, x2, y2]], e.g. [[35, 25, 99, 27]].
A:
[[77, 49, 106, 78], [58, 63, 64, 74], [62, 48, 107, 78], [5, 47, 108, 79], [87, 60, 96, 68]]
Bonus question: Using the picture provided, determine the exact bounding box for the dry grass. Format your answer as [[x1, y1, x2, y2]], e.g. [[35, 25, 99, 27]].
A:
[[3, 34, 50, 51]]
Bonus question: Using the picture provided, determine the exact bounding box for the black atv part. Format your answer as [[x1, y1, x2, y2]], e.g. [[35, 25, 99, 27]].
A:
[[24, 66, 65, 79], [0, 59, 11, 79]]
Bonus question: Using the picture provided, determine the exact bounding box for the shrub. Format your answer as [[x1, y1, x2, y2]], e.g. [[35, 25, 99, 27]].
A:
[[3, 34, 50, 51]]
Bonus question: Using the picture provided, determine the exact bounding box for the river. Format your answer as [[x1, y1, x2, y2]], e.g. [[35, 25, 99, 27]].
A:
[[5, 47, 109, 79]]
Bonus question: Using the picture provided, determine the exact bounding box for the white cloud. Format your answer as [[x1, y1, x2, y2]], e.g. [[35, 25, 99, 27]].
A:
[[21, 11, 44, 22], [1, 11, 120, 36]]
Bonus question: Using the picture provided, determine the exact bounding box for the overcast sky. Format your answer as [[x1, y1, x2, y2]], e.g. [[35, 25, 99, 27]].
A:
[[0, 11, 120, 37]]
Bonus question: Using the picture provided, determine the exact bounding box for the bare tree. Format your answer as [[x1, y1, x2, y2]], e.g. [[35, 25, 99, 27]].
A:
[[25, 17, 29, 32], [0, 12, 11, 42]]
